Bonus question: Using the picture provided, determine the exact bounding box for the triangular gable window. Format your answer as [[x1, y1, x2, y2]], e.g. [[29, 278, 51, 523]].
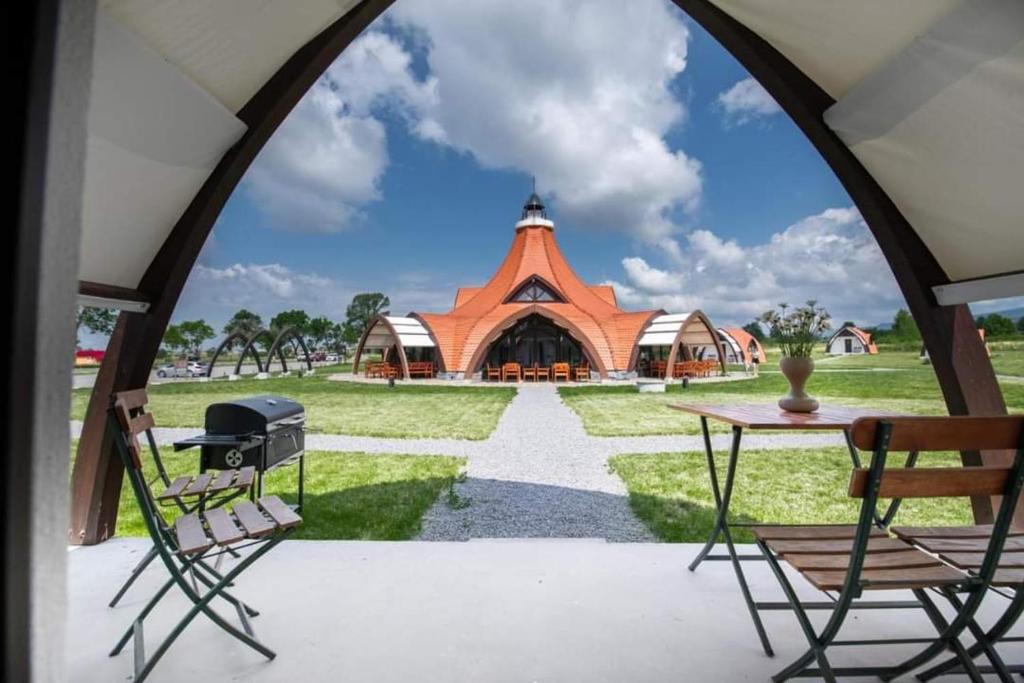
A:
[[507, 277, 565, 303]]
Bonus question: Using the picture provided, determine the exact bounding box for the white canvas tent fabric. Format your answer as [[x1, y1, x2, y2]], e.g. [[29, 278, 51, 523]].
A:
[[713, 0, 1024, 302], [78, 1, 359, 299], [361, 317, 435, 350], [637, 313, 719, 347]]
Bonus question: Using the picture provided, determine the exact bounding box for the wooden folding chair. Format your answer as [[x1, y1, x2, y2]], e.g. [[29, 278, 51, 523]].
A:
[[574, 363, 590, 382], [485, 364, 501, 381], [752, 415, 1024, 682], [552, 362, 570, 382], [108, 389, 302, 682], [107, 397, 255, 608]]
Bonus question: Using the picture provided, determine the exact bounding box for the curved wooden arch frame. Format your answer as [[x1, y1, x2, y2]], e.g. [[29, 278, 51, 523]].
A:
[[462, 305, 609, 379], [206, 330, 258, 377], [715, 328, 743, 364], [72, 0, 1007, 543], [626, 309, 669, 375], [351, 315, 411, 380], [266, 326, 313, 374], [661, 311, 727, 379], [234, 328, 286, 376]]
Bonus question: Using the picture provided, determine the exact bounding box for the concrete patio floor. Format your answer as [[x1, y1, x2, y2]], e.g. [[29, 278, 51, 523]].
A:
[[68, 539, 1022, 682]]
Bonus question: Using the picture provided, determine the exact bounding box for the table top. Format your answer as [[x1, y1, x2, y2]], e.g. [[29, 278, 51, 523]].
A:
[[668, 403, 892, 430]]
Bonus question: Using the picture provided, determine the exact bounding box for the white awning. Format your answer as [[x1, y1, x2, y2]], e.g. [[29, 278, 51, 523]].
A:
[[637, 312, 719, 347], [361, 316, 435, 350]]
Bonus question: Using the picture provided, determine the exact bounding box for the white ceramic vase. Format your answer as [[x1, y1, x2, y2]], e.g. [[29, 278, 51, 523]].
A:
[[778, 356, 819, 413]]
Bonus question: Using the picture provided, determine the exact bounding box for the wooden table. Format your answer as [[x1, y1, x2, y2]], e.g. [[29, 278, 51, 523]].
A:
[[668, 403, 906, 657]]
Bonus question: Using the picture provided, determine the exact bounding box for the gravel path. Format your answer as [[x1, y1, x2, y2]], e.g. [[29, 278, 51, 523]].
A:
[[68, 391, 850, 542]]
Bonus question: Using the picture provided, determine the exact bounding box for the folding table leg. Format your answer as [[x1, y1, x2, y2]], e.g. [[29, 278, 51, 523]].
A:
[[687, 420, 737, 570], [687, 424, 773, 655]]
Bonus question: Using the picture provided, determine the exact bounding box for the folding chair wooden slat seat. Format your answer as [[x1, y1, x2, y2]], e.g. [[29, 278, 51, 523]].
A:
[[156, 466, 256, 501], [174, 513, 214, 555], [752, 415, 1024, 682], [108, 389, 302, 682], [203, 508, 246, 546]]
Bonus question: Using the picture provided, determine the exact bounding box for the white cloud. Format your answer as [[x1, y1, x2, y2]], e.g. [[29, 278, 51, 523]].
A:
[[384, 0, 702, 243], [170, 262, 455, 334], [716, 76, 781, 125], [604, 206, 907, 327], [242, 32, 437, 233]]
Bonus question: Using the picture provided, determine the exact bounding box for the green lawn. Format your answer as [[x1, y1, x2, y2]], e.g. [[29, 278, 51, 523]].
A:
[[560, 352, 1024, 437], [71, 371, 515, 440], [609, 448, 973, 543], [110, 447, 465, 540]]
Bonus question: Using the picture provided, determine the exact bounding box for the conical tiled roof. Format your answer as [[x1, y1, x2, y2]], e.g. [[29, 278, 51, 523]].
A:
[[414, 206, 661, 376]]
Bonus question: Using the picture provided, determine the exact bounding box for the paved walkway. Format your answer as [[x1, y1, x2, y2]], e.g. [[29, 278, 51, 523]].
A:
[[69, 387, 849, 542]]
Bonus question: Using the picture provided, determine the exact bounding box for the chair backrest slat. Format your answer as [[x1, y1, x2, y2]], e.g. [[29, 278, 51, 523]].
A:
[[849, 466, 1011, 499], [850, 416, 1023, 451], [116, 388, 149, 411]]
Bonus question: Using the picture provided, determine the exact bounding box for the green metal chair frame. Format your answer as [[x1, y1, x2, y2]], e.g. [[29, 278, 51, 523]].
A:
[[108, 390, 299, 682], [107, 406, 249, 608], [756, 416, 1024, 682]]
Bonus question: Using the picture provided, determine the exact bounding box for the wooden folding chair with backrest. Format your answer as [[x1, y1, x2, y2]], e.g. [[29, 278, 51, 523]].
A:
[[485, 364, 501, 381], [574, 362, 590, 382], [883, 416, 1024, 681], [752, 415, 1024, 682], [108, 389, 302, 682], [107, 390, 257, 608], [552, 362, 570, 382]]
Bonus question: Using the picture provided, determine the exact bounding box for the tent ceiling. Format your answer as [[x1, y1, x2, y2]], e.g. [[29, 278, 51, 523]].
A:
[[361, 316, 435, 350], [101, 0, 360, 113]]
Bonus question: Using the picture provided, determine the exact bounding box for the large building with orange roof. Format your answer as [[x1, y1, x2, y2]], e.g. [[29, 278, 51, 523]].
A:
[[353, 193, 724, 380]]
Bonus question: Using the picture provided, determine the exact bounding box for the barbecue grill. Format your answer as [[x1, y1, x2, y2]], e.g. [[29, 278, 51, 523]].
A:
[[173, 395, 306, 511]]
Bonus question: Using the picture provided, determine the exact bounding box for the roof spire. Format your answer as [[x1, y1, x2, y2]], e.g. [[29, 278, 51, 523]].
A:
[[515, 178, 555, 229]]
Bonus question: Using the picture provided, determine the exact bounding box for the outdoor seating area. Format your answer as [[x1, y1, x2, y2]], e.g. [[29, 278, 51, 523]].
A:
[[644, 359, 719, 379], [364, 361, 400, 379], [484, 361, 591, 382]]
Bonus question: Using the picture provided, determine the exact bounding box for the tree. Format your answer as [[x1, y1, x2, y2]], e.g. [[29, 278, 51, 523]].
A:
[[343, 293, 389, 343], [162, 324, 187, 357], [890, 308, 920, 340], [1017, 316, 1024, 334], [177, 319, 215, 356], [978, 313, 1015, 338], [223, 308, 262, 337], [307, 316, 334, 350], [741, 321, 765, 341], [325, 322, 348, 357], [76, 306, 117, 346], [270, 309, 310, 335]]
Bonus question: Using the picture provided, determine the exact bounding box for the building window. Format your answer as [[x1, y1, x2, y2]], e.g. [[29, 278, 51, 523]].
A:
[[508, 277, 564, 303]]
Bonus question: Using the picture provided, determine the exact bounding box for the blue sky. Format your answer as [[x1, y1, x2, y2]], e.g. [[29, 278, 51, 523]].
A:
[[152, 1, 939, 345]]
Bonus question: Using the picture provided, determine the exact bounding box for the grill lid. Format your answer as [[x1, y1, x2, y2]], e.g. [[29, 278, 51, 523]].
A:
[[204, 395, 303, 435]]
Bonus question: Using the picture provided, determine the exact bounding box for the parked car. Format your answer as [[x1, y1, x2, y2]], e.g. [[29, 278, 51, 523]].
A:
[[186, 361, 207, 377], [325, 354, 339, 363], [155, 363, 187, 378]]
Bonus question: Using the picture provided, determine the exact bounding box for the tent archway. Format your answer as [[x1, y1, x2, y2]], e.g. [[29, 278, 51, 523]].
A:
[[70, 0, 1014, 542], [206, 330, 259, 377], [634, 311, 726, 379], [462, 305, 609, 378], [266, 326, 314, 374], [352, 315, 438, 380]]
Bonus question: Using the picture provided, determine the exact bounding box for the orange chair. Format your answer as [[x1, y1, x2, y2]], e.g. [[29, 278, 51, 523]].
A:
[[502, 362, 521, 382], [522, 364, 538, 381], [574, 363, 590, 382], [552, 362, 570, 382], [485, 364, 501, 381]]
